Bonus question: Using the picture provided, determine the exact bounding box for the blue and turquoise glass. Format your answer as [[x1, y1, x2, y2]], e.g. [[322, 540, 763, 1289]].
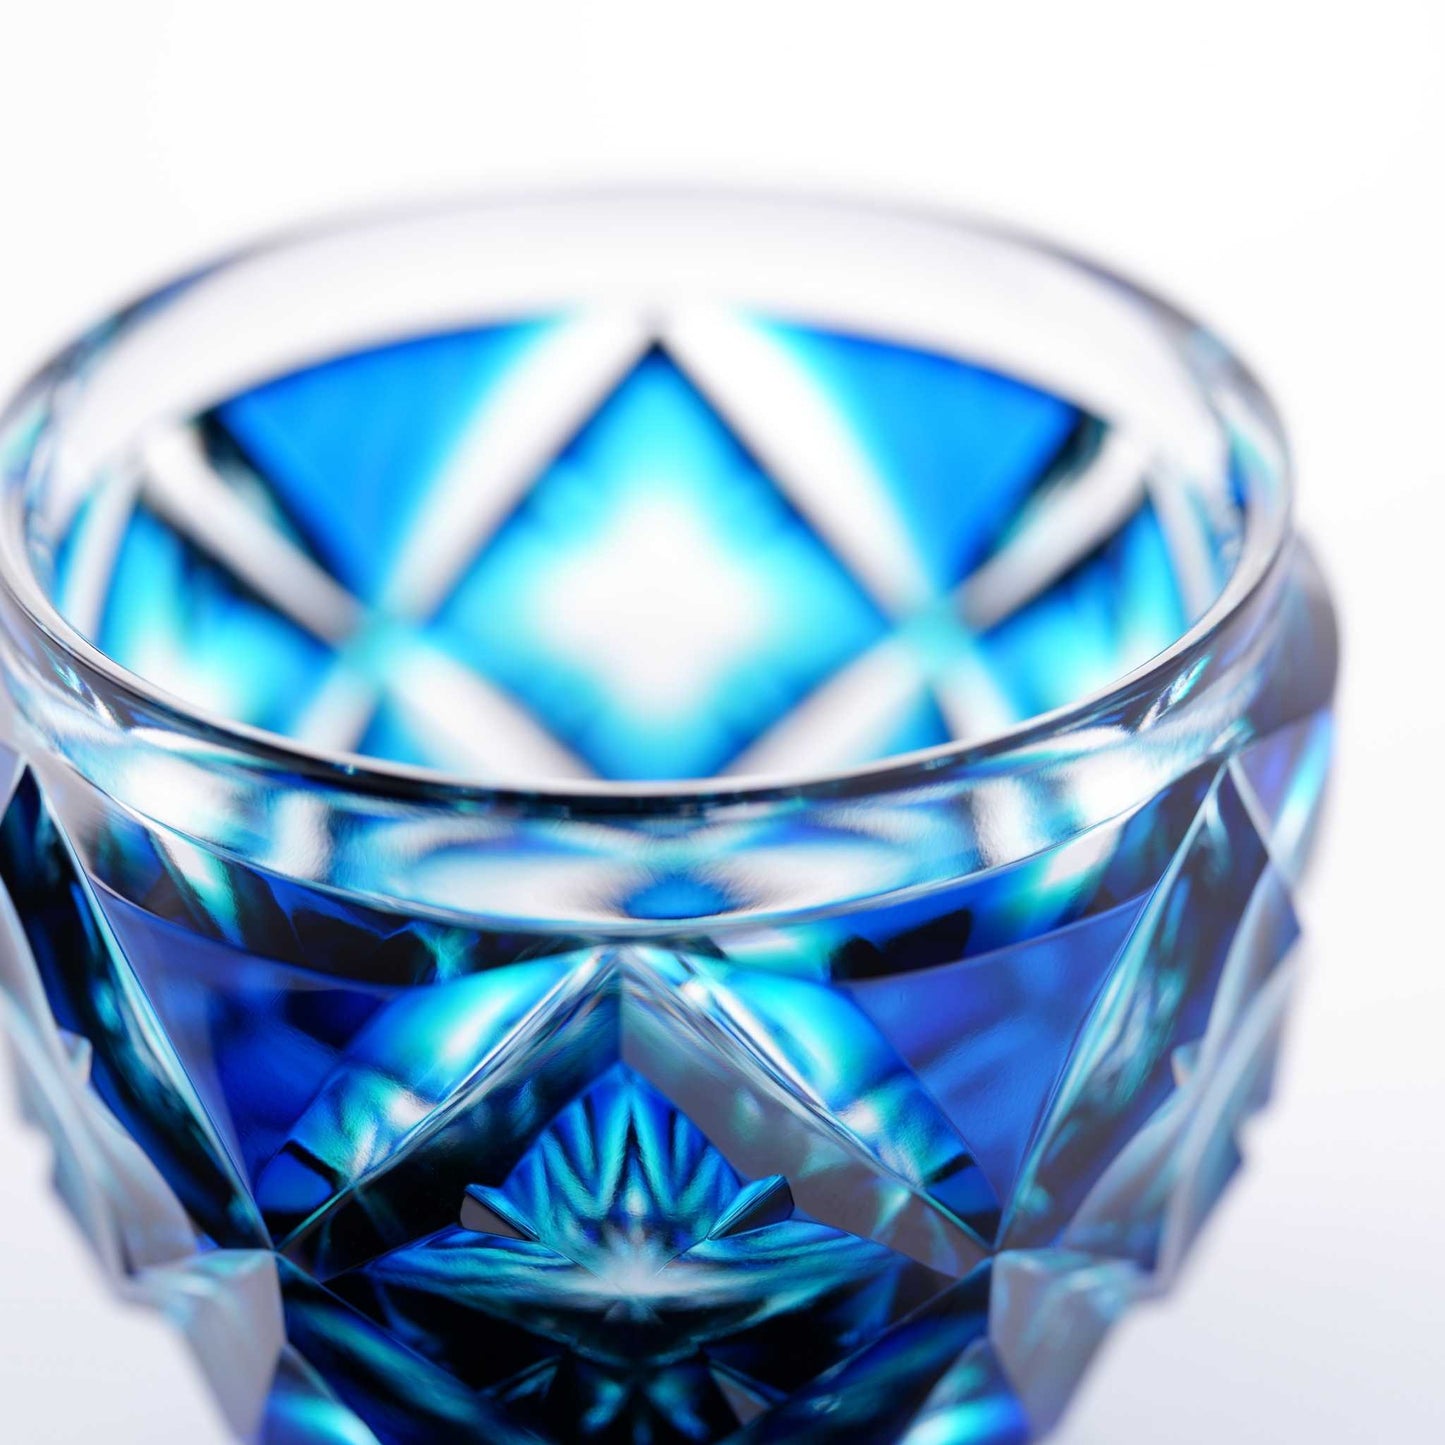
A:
[[0, 194, 1336, 1444]]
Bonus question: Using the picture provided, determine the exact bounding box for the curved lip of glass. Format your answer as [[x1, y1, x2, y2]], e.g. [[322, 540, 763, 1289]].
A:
[[0, 187, 1294, 815]]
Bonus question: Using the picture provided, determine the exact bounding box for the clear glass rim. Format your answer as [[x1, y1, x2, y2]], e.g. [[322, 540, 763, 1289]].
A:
[[0, 186, 1295, 816]]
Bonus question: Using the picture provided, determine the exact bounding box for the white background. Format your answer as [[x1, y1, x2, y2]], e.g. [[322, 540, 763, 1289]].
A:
[[0, 3, 1441, 1441]]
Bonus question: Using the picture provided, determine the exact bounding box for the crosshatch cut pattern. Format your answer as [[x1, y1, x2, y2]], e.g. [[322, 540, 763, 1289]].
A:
[[53, 313, 1202, 786]]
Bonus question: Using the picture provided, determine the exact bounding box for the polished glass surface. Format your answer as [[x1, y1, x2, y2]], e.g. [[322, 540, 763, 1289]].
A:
[[0, 194, 1336, 1444]]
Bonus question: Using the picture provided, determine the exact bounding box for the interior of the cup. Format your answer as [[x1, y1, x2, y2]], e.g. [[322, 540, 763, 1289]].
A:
[[34, 200, 1250, 785]]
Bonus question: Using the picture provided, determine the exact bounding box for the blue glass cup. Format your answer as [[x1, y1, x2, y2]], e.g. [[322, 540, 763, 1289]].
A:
[[0, 194, 1336, 1444]]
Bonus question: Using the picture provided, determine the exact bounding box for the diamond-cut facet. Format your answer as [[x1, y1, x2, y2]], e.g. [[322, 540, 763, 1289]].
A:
[[431, 348, 890, 778]]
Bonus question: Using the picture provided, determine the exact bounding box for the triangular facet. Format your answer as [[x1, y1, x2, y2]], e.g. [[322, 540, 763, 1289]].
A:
[[217, 321, 553, 602], [977, 499, 1187, 720], [760, 322, 1079, 595], [0, 772, 263, 1249], [97, 507, 334, 738], [1232, 710, 1333, 881], [459, 1184, 538, 1242], [1003, 766, 1277, 1248], [845, 899, 1144, 1205]]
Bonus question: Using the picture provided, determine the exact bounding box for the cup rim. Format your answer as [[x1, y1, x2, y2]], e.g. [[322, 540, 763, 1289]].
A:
[[0, 186, 1294, 816]]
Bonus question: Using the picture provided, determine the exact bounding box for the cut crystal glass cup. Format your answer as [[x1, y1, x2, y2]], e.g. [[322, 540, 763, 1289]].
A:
[[0, 193, 1337, 1444]]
